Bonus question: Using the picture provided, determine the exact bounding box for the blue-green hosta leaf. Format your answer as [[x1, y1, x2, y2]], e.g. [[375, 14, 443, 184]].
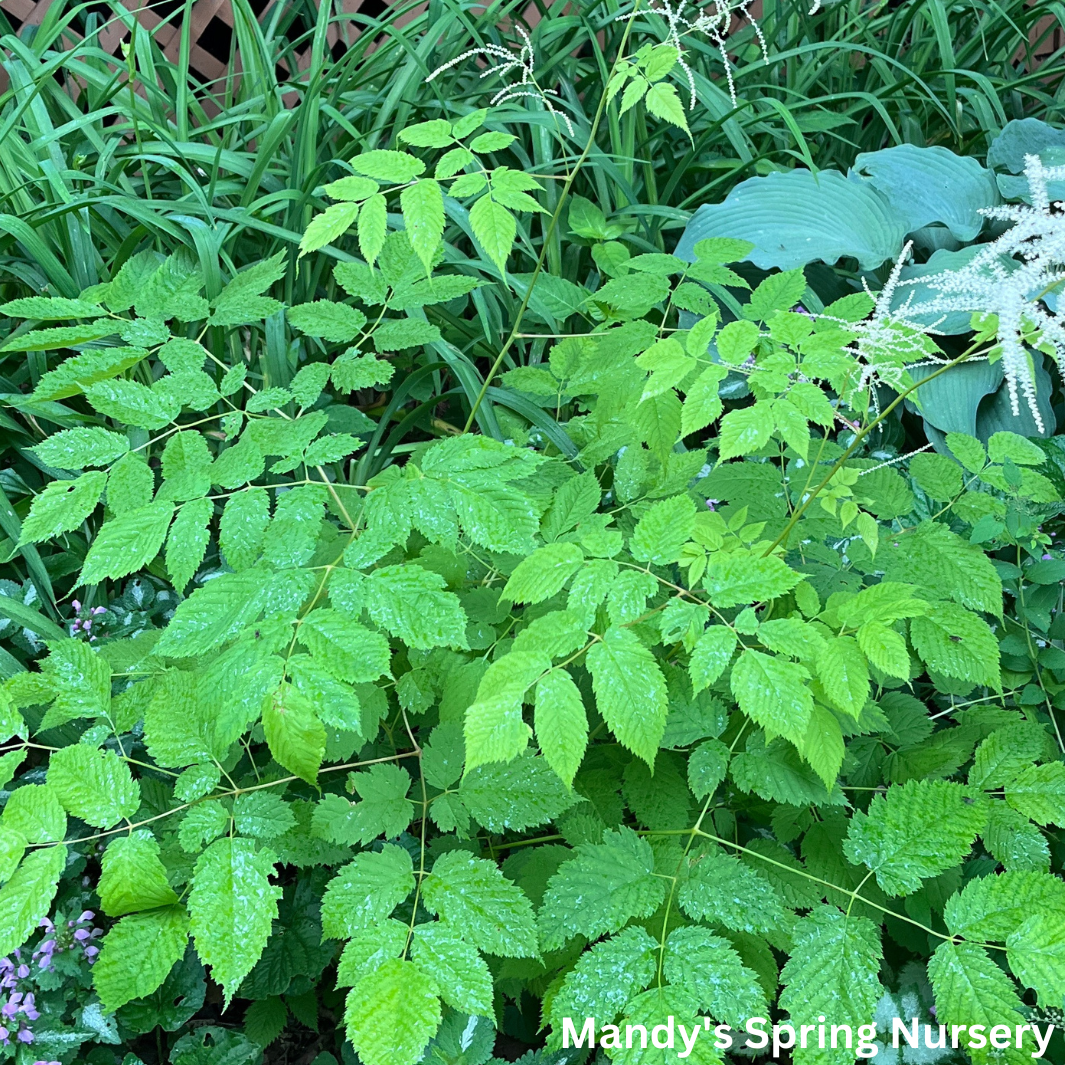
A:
[[98, 832, 179, 916], [539, 827, 665, 951], [549, 926, 657, 1033], [421, 850, 538, 958], [321, 844, 415, 939], [852, 144, 999, 242], [678, 847, 787, 933], [344, 959, 440, 1065], [0, 845, 67, 956], [664, 925, 767, 1026], [779, 906, 884, 1030], [188, 838, 281, 1006], [94, 906, 190, 1012], [844, 779, 986, 895], [410, 924, 493, 1017], [47, 744, 140, 828], [675, 170, 907, 270], [586, 627, 668, 766]]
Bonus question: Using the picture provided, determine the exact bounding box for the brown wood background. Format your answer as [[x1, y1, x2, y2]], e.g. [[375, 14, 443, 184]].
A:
[[0, 0, 1059, 97]]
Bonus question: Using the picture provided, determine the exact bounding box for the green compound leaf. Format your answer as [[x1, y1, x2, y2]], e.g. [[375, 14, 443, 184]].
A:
[[79, 500, 175, 586], [539, 827, 666, 951], [677, 848, 787, 934], [31, 427, 129, 470], [410, 924, 493, 1016], [422, 850, 538, 958], [502, 543, 585, 604], [188, 837, 281, 1006], [94, 906, 190, 1012], [664, 925, 767, 1027], [730, 649, 813, 746], [550, 926, 657, 1032], [629, 494, 697, 565], [98, 831, 180, 916], [365, 565, 468, 650], [909, 602, 1002, 691], [586, 626, 668, 766], [844, 779, 986, 895], [928, 940, 1026, 1061], [0, 845, 66, 956], [534, 669, 589, 787], [321, 844, 415, 939], [345, 959, 441, 1065], [1006, 913, 1065, 1005], [19, 472, 107, 545], [47, 743, 140, 828], [779, 905, 884, 1029]]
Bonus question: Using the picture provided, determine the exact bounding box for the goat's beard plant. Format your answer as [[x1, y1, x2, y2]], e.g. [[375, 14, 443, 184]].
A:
[[0, 11, 1064, 1065]]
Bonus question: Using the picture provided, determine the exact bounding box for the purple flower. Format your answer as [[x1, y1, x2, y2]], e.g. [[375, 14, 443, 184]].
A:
[[16, 1027, 33, 1043], [706, 498, 720, 511]]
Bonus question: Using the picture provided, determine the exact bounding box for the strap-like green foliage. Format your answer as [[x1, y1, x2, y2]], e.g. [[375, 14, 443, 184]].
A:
[[2, 87, 1065, 1065]]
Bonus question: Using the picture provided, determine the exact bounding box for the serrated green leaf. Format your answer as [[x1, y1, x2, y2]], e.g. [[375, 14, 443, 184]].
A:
[[47, 743, 140, 828], [411, 924, 493, 1016], [31, 428, 129, 470], [188, 837, 281, 1006], [79, 500, 174, 586], [0, 845, 66, 956], [321, 844, 415, 939], [422, 850, 537, 957], [665, 925, 767, 1026], [587, 626, 668, 766], [345, 959, 441, 1065], [98, 831, 179, 916], [844, 779, 986, 895], [263, 684, 326, 784], [539, 827, 665, 950], [94, 906, 189, 1012], [19, 471, 106, 544], [503, 543, 584, 604], [534, 669, 588, 787]]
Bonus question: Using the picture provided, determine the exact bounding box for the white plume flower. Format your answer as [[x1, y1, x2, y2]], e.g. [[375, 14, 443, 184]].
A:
[[617, 0, 767, 107], [426, 25, 575, 136], [906, 153, 1065, 432]]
